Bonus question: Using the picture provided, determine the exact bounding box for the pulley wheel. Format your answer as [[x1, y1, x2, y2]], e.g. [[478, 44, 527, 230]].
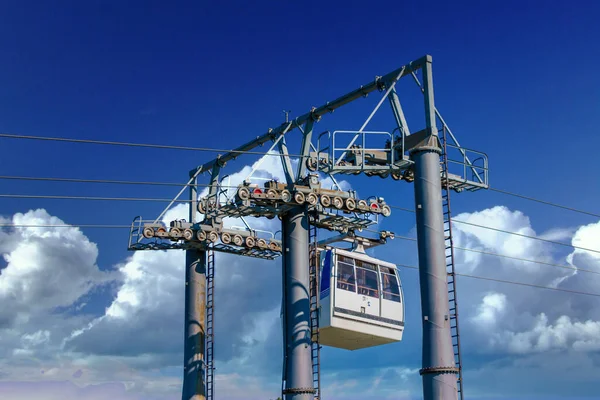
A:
[[221, 232, 232, 244], [169, 228, 181, 238], [320, 194, 331, 207], [183, 228, 194, 241], [294, 191, 305, 204], [208, 231, 218, 243], [237, 187, 250, 200], [142, 227, 154, 239], [266, 189, 278, 199], [196, 230, 207, 241], [233, 234, 244, 246], [281, 190, 292, 203], [333, 196, 344, 209], [357, 200, 368, 210], [345, 198, 356, 211], [197, 200, 206, 214], [381, 205, 392, 217], [207, 199, 217, 210], [257, 238, 268, 249], [245, 236, 256, 248], [306, 192, 318, 206]]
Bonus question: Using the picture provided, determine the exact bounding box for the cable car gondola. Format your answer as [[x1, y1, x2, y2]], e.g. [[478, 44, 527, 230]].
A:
[[318, 246, 404, 350]]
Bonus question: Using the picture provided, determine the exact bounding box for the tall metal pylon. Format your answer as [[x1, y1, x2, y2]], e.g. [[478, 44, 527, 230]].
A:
[[182, 248, 207, 400], [127, 54, 489, 400], [282, 206, 314, 400], [413, 58, 459, 399], [182, 170, 207, 400]]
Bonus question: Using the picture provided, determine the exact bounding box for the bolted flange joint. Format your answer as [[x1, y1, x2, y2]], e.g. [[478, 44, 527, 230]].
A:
[[408, 130, 443, 156], [419, 366, 460, 375], [282, 387, 317, 394]]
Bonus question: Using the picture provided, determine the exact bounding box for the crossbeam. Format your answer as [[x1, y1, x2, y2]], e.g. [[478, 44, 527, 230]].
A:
[[193, 56, 428, 175]]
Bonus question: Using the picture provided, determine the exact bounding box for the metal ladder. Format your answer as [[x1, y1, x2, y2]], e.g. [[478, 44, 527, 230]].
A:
[[440, 126, 464, 400], [206, 248, 215, 400], [309, 211, 321, 399]]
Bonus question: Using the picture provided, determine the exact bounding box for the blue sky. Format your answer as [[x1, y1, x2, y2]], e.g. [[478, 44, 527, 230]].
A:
[[1, 1, 600, 399]]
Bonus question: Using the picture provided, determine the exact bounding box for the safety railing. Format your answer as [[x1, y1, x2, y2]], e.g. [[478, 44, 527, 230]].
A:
[[444, 143, 489, 190], [332, 130, 395, 169]]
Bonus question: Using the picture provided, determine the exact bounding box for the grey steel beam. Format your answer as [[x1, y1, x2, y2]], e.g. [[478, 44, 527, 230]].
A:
[[196, 56, 427, 174], [388, 87, 410, 137], [422, 56, 437, 137], [208, 165, 220, 198], [412, 57, 458, 400], [282, 207, 314, 400], [278, 136, 296, 186], [296, 119, 315, 180], [183, 172, 207, 400]]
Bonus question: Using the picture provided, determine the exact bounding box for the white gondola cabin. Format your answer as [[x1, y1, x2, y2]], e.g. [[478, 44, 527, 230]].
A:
[[318, 246, 404, 350]]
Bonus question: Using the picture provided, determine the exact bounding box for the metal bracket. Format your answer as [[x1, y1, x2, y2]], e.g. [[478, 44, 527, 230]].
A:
[[317, 229, 394, 252]]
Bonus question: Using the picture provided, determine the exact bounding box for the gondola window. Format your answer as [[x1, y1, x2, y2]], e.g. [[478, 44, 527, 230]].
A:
[[356, 267, 379, 298], [337, 260, 356, 292], [381, 268, 401, 302]]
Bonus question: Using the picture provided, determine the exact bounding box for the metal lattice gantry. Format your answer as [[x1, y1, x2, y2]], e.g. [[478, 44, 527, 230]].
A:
[[126, 54, 488, 400]]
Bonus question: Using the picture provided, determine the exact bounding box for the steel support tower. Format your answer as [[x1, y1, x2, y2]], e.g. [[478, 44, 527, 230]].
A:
[[411, 59, 459, 397], [282, 207, 314, 400], [127, 54, 489, 400], [182, 171, 208, 400], [183, 249, 207, 400]]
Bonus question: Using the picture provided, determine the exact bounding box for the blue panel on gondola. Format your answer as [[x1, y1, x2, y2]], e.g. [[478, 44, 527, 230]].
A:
[[320, 249, 331, 299]]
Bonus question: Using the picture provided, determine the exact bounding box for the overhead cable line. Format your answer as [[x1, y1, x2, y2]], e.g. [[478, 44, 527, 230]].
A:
[[362, 228, 600, 276], [451, 219, 600, 255], [396, 264, 600, 298], [0, 175, 241, 188], [2, 174, 597, 221], [453, 245, 600, 276], [388, 205, 600, 256], [0, 223, 131, 229], [0, 194, 193, 202], [2, 133, 598, 218], [0, 132, 305, 158], [1, 223, 599, 298], [2, 191, 600, 255], [488, 187, 600, 219]]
